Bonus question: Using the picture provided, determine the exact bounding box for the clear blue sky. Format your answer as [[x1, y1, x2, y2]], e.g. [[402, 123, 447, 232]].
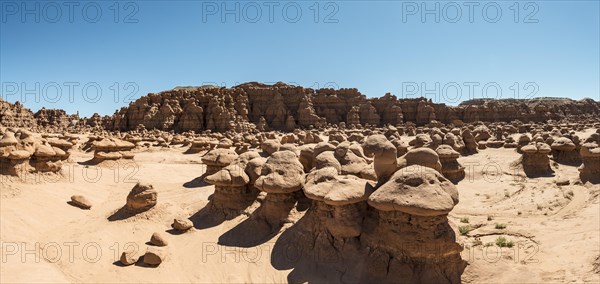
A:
[[1, 0, 599, 116]]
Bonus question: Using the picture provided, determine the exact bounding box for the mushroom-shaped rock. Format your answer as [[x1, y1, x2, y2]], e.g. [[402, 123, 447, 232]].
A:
[[261, 139, 281, 156], [516, 134, 531, 153], [362, 135, 397, 182], [2, 150, 33, 176], [91, 138, 135, 162], [31, 144, 62, 172], [201, 148, 238, 176], [187, 138, 213, 153], [304, 173, 374, 238], [369, 165, 458, 216], [217, 138, 233, 149], [443, 132, 465, 152], [313, 142, 336, 157], [436, 145, 465, 184], [255, 151, 304, 194], [397, 148, 442, 173], [361, 165, 465, 283], [413, 134, 436, 149], [461, 129, 478, 155], [334, 142, 370, 177], [34, 144, 56, 157], [0, 131, 18, 147], [205, 163, 250, 187], [204, 162, 257, 211], [254, 151, 305, 225], [8, 150, 31, 160], [48, 139, 73, 151], [314, 151, 342, 173], [94, 151, 122, 161], [389, 137, 408, 157], [245, 157, 267, 185], [513, 142, 552, 176], [551, 137, 580, 164], [579, 134, 600, 183]]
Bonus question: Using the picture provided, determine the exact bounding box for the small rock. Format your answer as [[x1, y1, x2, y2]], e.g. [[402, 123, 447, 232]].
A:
[[143, 247, 166, 266], [150, 232, 168, 246], [120, 251, 138, 266], [70, 195, 92, 209], [556, 178, 570, 186], [171, 218, 193, 232]]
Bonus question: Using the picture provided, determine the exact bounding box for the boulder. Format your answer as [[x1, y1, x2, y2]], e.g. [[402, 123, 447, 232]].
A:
[[125, 183, 157, 213]]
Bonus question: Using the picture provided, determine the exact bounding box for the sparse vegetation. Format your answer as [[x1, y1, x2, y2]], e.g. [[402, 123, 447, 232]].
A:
[[495, 237, 514, 248], [458, 226, 471, 236], [487, 215, 493, 221], [460, 217, 469, 223], [495, 223, 506, 229]]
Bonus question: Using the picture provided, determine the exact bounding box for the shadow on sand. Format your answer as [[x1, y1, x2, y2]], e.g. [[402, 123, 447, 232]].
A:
[[183, 174, 211, 188], [107, 207, 138, 221]]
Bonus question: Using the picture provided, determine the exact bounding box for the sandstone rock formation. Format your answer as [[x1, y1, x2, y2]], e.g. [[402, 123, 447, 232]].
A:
[[397, 148, 442, 173], [254, 150, 305, 226], [551, 137, 580, 165], [436, 145, 465, 184], [201, 148, 238, 176], [513, 142, 553, 177], [0, 130, 70, 176], [579, 133, 600, 183], [125, 182, 158, 213], [204, 152, 260, 212], [303, 171, 374, 239], [92, 83, 600, 133], [363, 165, 464, 283], [362, 135, 397, 183], [461, 128, 478, 155], [91, 138, 136, 163]]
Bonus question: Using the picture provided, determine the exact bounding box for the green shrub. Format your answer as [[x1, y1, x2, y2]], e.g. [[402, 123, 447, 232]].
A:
[[495, 237, 514, 248], [458, 226, 471, 236]]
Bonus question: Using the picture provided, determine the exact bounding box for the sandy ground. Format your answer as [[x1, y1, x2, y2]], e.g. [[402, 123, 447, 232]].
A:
[[1, 132, 599, 283]]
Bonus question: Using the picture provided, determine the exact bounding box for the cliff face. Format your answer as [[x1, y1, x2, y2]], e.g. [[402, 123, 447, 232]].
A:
[[3, 83, 600, 132], [105, 82, 600, 132]]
